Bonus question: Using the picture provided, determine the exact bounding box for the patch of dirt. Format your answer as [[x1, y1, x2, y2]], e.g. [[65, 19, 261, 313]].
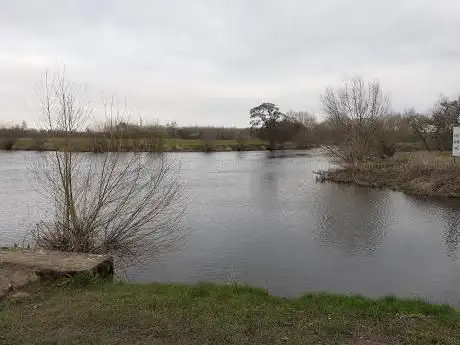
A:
[[352, 336, 388, 345], [9, 291, 31, 299]]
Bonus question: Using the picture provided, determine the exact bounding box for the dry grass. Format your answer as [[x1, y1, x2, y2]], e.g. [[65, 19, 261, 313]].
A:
[[321, 151, 460, 198], [0, 279, 459, 345]]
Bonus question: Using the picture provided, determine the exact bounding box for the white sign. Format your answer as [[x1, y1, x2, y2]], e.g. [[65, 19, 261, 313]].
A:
[[454, 127, 460, 157]]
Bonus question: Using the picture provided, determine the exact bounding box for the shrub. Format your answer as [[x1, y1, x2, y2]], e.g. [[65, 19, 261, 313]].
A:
[[0, 138, 16, 150]]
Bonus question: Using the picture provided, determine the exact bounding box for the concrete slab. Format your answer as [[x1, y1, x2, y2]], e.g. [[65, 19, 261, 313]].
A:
[[0, 248, 113, 297], [0, 263, 38, 297]]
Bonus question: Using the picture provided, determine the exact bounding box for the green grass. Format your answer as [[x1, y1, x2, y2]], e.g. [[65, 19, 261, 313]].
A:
[[1, 280, 459, 344], [9, 137, 268, 152], [164, 138, 266, 151], [165, 138, 265, 147]]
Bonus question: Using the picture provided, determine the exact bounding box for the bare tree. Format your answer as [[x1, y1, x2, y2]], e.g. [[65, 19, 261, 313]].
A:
[[200, 127, 217, 152], [286, 110, 317, 146], [406, 109, 433, 151], [432, 97, 460, 151], [321, 76, 391, 164], [287, 111, 316, 128], [31, 71, 184, 263]]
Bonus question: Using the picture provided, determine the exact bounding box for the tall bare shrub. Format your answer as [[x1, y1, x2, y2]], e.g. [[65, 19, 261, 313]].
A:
[[31, 71, 184, 262], [286, 110, 317, 146], [321, 76, 391, 164]]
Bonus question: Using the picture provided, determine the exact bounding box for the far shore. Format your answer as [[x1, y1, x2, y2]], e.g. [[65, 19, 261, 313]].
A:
[[0, 137, 320, 153]]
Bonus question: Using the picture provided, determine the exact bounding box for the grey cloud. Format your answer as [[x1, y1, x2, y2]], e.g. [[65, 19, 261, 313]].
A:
[[1, 0, 460, 126]]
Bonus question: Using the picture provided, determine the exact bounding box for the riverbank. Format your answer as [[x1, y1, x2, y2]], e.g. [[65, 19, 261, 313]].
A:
[[1, 279, 458, 345], [1, 137, 274, 152], [319, 152, 460, 198]]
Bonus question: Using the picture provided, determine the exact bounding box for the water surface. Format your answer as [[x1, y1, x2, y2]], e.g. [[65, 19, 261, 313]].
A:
[[1, 151, 460, 306]]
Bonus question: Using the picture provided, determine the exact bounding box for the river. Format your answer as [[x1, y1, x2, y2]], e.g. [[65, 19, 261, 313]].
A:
[[1, 150, 460, 306]]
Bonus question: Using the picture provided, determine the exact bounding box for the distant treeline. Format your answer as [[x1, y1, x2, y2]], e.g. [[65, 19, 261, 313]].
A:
[[0, 117, 441, 153], [0, 123, 251, 140], [0, 92, 458, 153], [0, 123, 268, 152], [0, 115, 424, 143]]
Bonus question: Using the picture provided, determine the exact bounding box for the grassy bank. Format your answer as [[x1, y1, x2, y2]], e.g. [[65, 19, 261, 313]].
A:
[[320, 152, 460, 198], [1, 280, 459, 344], [1, 137, 270, 152]]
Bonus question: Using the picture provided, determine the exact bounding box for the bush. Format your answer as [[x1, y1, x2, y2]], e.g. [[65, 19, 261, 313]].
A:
[[0, 138, 16, 150], [395, 142, 427, 152], [30, 138, 47, 151]]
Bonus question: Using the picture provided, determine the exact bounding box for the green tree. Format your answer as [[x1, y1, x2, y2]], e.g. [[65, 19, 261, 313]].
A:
[[249, 103, 290, 149]]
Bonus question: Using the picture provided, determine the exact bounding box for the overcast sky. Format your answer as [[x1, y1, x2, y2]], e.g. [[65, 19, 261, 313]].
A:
[[1, 0, 460, 127]]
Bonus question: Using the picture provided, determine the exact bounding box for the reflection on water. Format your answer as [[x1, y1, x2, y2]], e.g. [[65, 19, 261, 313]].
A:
[[1, 151, 460, 306], [313, 187, 390, 255], [440, 208, 460, 260], [403, 196, 460, 261]]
